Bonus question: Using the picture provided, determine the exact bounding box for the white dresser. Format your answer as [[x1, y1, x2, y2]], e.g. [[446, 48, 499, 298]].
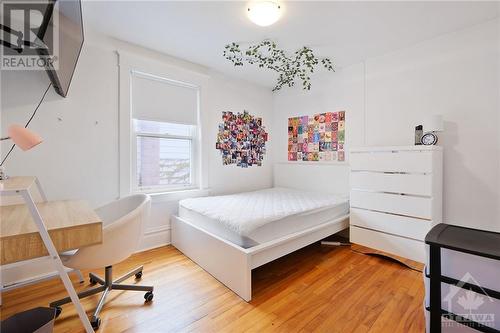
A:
[[349, 146, 443, 263]]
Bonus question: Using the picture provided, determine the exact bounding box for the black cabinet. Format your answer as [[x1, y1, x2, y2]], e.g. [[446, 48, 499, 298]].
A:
[[425, 224, 500, 333]]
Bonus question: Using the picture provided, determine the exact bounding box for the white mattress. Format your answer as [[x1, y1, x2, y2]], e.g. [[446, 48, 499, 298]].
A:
[[179, 187, 349, 248]]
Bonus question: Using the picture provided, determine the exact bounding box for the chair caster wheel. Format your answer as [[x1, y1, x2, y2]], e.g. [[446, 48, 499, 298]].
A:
[[91, 317, 101, 329], [54, 306, 62, 318], [144, 291, 153, 302], [135, 271, 143, 279]]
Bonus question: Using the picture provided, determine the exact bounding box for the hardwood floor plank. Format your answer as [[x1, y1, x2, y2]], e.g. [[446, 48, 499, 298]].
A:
[[1, 244, 425, 332]]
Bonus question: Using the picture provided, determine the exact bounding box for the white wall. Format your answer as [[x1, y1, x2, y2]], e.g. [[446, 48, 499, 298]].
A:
[[272, 64, 366, 164], [205, 71, 274, 195], [1, 29, 273, 284], [273, 19, 500, 232]]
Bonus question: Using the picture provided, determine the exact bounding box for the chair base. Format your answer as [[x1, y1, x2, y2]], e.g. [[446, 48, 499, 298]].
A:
[[49, 265, 153, 330]]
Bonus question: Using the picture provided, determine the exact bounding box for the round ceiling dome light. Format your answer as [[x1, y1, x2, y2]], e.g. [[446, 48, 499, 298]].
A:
[[247, 1, 282, 27]]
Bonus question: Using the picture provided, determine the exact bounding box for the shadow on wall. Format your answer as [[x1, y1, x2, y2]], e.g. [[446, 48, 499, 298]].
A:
[[1, 70, 59, 111], [440, 121, 499, 231]]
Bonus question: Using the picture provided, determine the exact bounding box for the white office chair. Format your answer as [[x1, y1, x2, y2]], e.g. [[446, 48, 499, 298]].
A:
[[49, 194, 153, 330]]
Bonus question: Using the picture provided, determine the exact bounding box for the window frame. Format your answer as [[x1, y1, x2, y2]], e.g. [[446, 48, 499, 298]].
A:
[[118, 52, 207, 198], [132, 118, 198, 193]]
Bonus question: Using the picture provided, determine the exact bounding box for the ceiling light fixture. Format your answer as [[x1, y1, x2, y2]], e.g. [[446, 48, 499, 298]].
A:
[[247, 1, 282, 27]]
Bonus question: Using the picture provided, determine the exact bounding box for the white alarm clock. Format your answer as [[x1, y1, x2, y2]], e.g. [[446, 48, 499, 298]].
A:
[[421, 132, 438, 145]]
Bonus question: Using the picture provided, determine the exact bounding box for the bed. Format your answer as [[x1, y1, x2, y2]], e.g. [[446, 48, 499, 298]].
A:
[[172, 164, 350, 301], [179, 187, 349, 248]]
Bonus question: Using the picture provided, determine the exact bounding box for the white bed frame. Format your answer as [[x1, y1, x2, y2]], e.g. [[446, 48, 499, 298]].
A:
[[172, 214, 349, 301], [172, 163, 350, 301]]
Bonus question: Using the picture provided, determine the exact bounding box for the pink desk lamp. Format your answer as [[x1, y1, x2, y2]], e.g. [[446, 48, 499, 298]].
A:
[[0, 124, 43, 180]]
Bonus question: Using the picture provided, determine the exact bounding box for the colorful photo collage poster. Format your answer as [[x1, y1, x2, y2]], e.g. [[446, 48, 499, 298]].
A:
[[288, 111, 346, 162], [216, 111, 268, 168]]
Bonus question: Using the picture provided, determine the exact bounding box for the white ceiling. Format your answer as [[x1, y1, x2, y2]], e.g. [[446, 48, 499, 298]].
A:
[[82, 1, 499, 88]]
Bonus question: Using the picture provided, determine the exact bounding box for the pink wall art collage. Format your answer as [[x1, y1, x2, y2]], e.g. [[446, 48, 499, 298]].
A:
[[288, 111, 346, 162]]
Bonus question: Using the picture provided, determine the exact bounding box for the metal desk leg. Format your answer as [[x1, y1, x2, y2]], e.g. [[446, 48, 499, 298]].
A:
[[429, 245, 442, 333], [20, 190, 94, 333]]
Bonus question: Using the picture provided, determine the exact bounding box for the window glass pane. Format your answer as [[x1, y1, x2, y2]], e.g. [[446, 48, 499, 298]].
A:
[[133, 119, 192, 136], [136, 136, 191, 188]]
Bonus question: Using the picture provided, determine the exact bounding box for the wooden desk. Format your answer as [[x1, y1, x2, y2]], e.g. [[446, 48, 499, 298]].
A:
[[0, 176, 39, 192], [0, 176, 102, 332], [1, 200, 102, 265]]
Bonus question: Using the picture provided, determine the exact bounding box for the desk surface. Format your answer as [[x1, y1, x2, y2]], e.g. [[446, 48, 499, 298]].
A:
[[1, 200, 101, 236], [0, 177, 103, 265], [1, 200, 103, 265], [0, 176, 37, 192]]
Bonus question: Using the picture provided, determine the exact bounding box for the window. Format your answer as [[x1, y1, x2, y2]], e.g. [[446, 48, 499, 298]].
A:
[[133, 119, 196, 192], [128, 70, 200, 194]]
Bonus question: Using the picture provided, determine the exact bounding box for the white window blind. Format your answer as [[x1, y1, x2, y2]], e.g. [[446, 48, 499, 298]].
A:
[[131, 72, 198, 125]]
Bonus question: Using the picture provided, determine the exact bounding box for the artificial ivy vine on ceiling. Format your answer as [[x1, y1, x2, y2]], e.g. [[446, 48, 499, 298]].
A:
[[223, 40, 334, 92]]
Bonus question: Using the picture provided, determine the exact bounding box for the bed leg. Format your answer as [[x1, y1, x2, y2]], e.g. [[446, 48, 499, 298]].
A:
[[240, 268, 252, 302]]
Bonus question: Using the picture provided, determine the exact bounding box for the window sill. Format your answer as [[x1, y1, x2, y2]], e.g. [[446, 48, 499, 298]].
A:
[[135, 188, 211, 203]]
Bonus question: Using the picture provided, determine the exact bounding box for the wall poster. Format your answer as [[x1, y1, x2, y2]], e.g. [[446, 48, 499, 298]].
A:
[[216, 111, 268, 168], [288, 111, 346, 162]]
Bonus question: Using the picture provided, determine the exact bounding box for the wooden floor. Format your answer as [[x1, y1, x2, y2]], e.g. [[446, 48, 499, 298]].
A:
[[1, 244, 425, 332]]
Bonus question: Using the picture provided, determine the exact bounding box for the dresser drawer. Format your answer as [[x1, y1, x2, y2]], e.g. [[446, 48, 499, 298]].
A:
[[350, 151, 433, 173], [350, 190, 432, 220], [350, 208, 432, 241], [350, 226, 426, 263], [350, 172, 432, 196]]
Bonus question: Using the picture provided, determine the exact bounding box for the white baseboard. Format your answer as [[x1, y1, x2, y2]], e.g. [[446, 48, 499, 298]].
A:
[[137, 227, 171, 252], [2, 257, 57, 288]]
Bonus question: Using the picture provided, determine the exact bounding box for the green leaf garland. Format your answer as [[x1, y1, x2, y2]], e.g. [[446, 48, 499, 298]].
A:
[[223, 40, 334, 92]]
